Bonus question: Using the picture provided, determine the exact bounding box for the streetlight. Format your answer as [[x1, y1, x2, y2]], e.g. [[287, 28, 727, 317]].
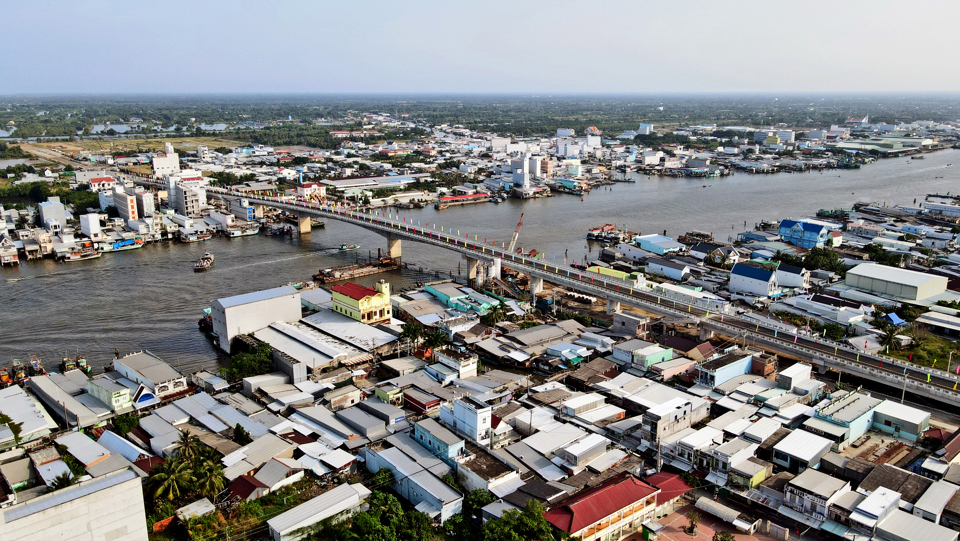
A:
[[948, 351, 956, 375]]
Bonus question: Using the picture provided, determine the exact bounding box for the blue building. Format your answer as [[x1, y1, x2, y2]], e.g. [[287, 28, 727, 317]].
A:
[[800, 392, 882, 450], [779, 219, 829, 249], [413, 418, 465, 464], [634, 234, 684, 255], [425, 282, 498, 314], [696, 349, 753, 387]]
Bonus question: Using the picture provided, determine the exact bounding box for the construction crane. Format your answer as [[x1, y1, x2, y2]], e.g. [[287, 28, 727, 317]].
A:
[[506, 213, 524, 253]]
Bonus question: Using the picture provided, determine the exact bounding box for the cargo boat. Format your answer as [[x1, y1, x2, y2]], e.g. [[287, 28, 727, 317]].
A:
[[313, 256, 400, 283], [194, 251, 215, 272]]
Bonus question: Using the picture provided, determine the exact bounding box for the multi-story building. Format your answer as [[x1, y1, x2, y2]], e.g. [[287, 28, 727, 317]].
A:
[[79, 213, 103, 241], [729, 264, 781, 298], [779, 219, 829, 249], [211, 285, 302, 353], [134, 189, 155, 218], [440, 396, 492, 447], [152, 151, 180, 178], [37, 200, 66, 232], [331, 280, 391, 324], [87, 378, 133, 412], [434, 348, 478, 379], [112, 350, 186, 403], [113, 189, 139, 222], [413, 418, 465, 463], [784, 469, 850, 523], [544, 474, 660, 541]]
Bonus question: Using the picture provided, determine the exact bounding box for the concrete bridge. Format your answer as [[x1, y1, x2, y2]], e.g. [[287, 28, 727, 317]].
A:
[[196, 186, 960, 407]]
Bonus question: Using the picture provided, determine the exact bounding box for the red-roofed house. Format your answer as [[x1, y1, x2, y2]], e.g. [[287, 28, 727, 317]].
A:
[[644, 472, 694, 517], [297, 182, 326, 200], [88, 176, 118, 192], [544, 474, 659, 541], [224, 474, 269, 503], [331, 280, 391, 324]]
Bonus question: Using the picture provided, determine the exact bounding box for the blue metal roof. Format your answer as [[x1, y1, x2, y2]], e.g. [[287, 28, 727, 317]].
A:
[[779, 219, 826, 233], [731, 264, 775, 282], [215, 285, 298, 309]]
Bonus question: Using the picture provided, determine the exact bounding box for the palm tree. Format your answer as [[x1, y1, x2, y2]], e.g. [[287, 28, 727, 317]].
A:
[[194, 459, 226, 500], [481, 301, 508, 326], [879, 324, 902, 352], [49, 472, 74, 490], [686, 510, 700, 534], [422, 330, 450, 350], [400, 321, 424, 347], [176, 430, 202, 462], [147, 459, 196, 502]]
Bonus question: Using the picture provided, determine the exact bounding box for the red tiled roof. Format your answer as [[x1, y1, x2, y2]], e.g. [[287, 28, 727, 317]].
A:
[[544, 474, 659, 533], [332, 282, 378, 301], [644, 472, 693, 506], [89, 177, 115, 183], [279, 431, 316, 445]]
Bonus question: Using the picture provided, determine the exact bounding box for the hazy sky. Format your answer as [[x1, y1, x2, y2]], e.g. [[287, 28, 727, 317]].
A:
[[4, 0, 960, 95]]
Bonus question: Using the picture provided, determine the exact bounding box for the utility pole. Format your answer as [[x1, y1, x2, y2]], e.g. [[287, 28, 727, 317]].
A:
[[901, 369, 909, 404]]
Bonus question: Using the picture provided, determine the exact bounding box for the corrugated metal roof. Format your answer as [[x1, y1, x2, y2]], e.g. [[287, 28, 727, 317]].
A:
[[97, 430, 151, 462], [5, 469, 138, 522], [210, 404, 269, 439], [139, 414, 178, 438], [267, 482, 371, 536], [154, 404, 190, 425], [55, 432, 110, 467], [214, 285, 298, 309]]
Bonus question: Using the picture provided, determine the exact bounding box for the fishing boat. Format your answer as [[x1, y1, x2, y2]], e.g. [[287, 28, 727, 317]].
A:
[[197, 231, 213, 241], [0, 367, 10, 387], [28, 355, 47, 377], [10, 359, 28, 385], [62, 243, 101, 262], [912, 155, 925, 160], [227, 228, 243, 238], [178, 230, 199, 243], [59, 354, 90, 374], [194, 251, 215, 272], [339, 243, 361, 251], [241, 225, 260, 236], [586, 224, 616, 240]]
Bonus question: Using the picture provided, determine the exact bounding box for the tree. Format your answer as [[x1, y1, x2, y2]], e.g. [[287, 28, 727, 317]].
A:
[[222, 342, 274, 380], [464, 489, 495, 520], [112, 412, 139, 434], [233, 424, 252, 445], [176, 430, 203, 462], [193, 458, 226, 500], [482, 500, 560, 541], [147, 459, 196, 502], [367, 491, 403, 524], [398, 510, 434, 541], [399, 321, 424, 347], [422, 330, 450, 350], [686, 510, 701, 534], [713, 532, 736, 541], [50, 471, 75, 490], [0, 412, 24, 447], [371, 467, 395, 489], [480, 302, 508, 327], [878, 323, 902, 352]]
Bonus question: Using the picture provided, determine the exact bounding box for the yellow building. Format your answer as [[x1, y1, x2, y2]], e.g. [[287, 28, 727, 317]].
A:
[[331, 280, 392, 324]]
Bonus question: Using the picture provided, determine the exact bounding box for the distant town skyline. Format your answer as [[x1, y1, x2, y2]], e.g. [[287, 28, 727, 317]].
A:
[[3, 0, 959, 95]]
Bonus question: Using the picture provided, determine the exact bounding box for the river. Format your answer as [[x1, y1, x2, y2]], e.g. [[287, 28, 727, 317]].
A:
[[2, 149, 959, 374]]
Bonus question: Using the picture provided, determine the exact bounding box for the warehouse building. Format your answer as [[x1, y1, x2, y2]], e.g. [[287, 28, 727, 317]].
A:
[[845, 264, 948, 301], [211, 286, 302, 353]]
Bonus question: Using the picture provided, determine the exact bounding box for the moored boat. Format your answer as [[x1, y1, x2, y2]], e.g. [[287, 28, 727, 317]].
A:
[[62, 243, 101, 262], [28, 355, 47, 377], [60, 353, 92, 375], [10, 359, 28, 385], [0, 367, 10, 387]]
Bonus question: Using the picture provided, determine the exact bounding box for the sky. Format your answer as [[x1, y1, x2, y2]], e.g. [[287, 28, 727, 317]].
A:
[[4, 0, 960, 95]]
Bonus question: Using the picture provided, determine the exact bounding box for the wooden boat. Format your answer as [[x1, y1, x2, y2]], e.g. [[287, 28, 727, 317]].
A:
[[28, 355, 47, 377], [194, 251, 215, 272], [0, 367, 11, 387], [10, 359, 28, 385], [339, 243, 361, 251]]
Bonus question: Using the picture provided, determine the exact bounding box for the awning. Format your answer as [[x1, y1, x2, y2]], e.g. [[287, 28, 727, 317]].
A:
[[642, 520, 664, 533], [820, 519, 850, 537], [704, 472, 727, 487], [490, 476, 526, 498], [777, 504, 824, 529], [415, 501, 441, 518], [667, 458, 694, 472]]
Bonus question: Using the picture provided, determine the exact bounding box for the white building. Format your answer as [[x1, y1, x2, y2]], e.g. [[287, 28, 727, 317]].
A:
[[211, 286, 302, 353], [637, 124, 654, 135], [152, 149, 180, 179], [0, 469, 147, 541], [557, 128, 575, 137], [440, 396, 492, 447], [729, 264, 781, 298], [113, 189, 139, 222], [79, 213, 103, 241], [113, 351, 186, 402], [38, 200, 66, 232], [845, 263, 948, 301]]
